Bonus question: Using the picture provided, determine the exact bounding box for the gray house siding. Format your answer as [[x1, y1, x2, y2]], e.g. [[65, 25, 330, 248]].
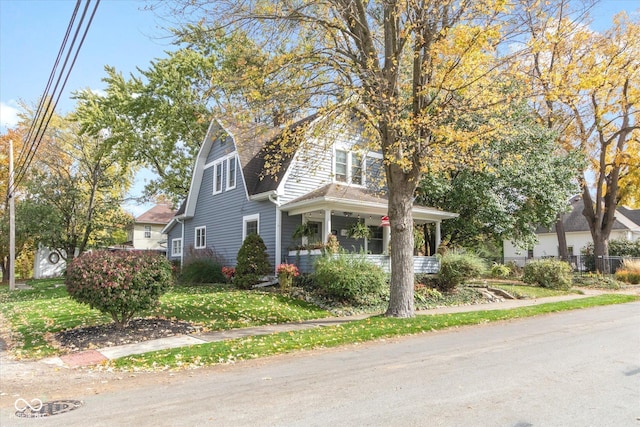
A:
[[183, 136, 279, 268], [280, 137, 333, 204], [166, 224, 183, 261]]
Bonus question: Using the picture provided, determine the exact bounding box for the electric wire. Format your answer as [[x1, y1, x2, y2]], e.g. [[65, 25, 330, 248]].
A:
[[8, 0, 100, 198]]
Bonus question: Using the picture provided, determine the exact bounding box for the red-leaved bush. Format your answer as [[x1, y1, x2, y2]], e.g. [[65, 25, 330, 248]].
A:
[[65, 250, 174, 328]]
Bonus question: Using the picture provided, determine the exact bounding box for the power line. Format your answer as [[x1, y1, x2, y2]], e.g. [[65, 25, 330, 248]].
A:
[[8, 0, 101, 197]]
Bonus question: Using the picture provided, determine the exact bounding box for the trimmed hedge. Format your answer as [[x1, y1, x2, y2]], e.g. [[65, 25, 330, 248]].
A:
[[65, 250, 173, 327]]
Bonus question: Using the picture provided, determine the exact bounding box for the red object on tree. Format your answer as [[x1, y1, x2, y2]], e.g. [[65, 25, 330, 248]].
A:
[[380, 216, 390, 227]]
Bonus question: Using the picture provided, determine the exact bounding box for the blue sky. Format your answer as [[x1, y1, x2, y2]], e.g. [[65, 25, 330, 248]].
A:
[[1, 0, 638, 215]]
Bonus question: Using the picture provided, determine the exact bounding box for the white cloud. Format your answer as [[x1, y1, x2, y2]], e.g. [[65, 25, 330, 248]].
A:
[[0, 101, 20, 130]]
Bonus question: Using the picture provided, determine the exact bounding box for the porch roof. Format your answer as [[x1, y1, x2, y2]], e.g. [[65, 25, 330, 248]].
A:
[[280, 183, 458, 223]]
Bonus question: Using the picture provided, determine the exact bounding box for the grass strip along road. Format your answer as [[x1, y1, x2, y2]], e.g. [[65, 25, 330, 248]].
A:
[[110, 294, 636, 371]]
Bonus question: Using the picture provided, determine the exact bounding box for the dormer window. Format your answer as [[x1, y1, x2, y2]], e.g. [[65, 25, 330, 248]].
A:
[[335, 149, 364, 185]]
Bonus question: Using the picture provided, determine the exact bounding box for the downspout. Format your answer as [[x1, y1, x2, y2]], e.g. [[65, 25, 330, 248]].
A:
[[269, 194, 282, 272], [176, 217, 185, 268]]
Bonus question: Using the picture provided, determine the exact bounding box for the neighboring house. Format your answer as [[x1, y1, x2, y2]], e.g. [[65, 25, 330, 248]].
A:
[[504, 197, 640, 265], [33, 244, 67, 279], [125, 203, 176, 251], [163, 115, 458, 274]]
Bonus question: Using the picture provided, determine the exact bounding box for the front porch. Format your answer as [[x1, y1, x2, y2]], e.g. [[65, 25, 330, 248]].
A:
[[284, 252, 440, 274], [274, 184, 458, 271]]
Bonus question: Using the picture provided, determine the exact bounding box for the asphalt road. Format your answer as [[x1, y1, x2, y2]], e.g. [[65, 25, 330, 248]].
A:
[[3, 302, 639, 426]]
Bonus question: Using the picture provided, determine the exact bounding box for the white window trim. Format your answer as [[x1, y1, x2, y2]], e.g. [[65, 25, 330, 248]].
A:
[[213, 161, 223, 195], [144, 225, 151, 239], [334, 148, 366, 186], [242, 214, 260, 241], [172, 238, 183, 257], [226, 156, 237, 191], [194, 226, 206, 249]]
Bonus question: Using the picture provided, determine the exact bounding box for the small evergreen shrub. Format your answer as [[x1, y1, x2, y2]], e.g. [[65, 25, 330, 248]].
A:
[[490, 263, 511, 278], [312, 253, 388, 305], [523, 259, 573, 290], [235, 233, 272, 289], [65, 250, 173, 328], [437, 252, 486, 292]]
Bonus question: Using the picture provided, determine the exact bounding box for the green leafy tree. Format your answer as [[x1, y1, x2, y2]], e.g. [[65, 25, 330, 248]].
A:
[[73, 26, 312, 205], [417, 104, 583, 251], [16, 105, 133, 262], [160, 0, 521, 318]]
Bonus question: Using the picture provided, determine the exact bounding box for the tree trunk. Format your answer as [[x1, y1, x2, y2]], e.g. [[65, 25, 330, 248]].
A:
[[555, 216, 569, 262], [0, 257, 7, 284], [385, 165, 417, 318], [591, 235, 609, 274]]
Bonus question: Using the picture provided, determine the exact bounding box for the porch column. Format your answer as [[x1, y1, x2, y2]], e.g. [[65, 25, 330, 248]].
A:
[[383, 225, 390, 255], [435, 221, 441, 253], [324, 209, 332, 242]]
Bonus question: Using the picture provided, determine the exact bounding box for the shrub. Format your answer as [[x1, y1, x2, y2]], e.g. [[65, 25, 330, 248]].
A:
[[312, 253, 388, 305], [179, 259, 226, 284], [523, 259, 572, 290], [573, 273, 622, 290], [235, 233, 272, 289], [179, 247, 226, 284], [490, 263, 511, 278], [65, 250, 173, 328], [505, 260, 523, 278], [615, 259, 640, 284], [437, 252, 486, 292], [277, 263, 299, 294]]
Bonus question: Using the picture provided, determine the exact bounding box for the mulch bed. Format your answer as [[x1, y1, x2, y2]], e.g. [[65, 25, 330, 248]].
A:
[[53, 318, 199, 352]]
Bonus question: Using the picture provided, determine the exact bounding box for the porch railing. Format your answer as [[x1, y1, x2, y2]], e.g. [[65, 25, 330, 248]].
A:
[[285, 252, 440, 274]]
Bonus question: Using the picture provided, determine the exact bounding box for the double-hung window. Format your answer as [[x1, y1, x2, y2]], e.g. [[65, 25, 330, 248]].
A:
[[213, 162, 223, 194], [226, 156, 236, 190], [144, 225, 151, 239], [335, 149, 364, 185], [172, 238, 183, 257], [195, 226, 206, 249], [243, 214, 260, 241]]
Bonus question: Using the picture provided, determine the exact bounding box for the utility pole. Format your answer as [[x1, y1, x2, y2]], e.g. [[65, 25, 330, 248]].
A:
[[9, 138, 15, 291]]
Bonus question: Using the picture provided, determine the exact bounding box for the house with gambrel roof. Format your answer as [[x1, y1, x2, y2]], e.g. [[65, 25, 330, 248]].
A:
[[163, 114, 457, 273]]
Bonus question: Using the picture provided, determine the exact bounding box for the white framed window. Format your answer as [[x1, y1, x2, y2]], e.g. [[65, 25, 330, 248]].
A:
[[195, 226, 206, 249], [334, 149, 364, 185], [226, 156, 236, 190], [243, 214, 260, 241], [171, 238, 183, 257], [213, 162, 223, 194], [144, 225, 151, 239], [335, 150, 348, 182]]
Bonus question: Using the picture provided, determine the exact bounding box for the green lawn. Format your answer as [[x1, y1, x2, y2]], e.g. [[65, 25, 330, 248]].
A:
[[0, 280, 330, 359], [111, 294, 638, 371]]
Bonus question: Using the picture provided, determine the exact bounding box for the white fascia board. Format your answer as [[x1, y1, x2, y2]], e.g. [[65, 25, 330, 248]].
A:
[[184, 119, 219, 217], [284, 196, 457, 222]]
